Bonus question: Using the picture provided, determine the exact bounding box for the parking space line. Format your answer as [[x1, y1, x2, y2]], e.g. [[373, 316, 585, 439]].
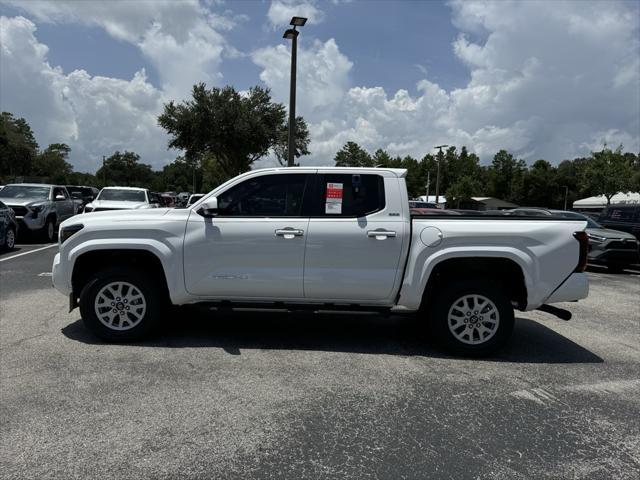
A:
[[0, 244, 58, 263]]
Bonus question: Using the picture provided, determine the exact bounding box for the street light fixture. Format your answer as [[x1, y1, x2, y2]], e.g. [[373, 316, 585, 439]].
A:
[[434, 145, 448, 206], [283, 16, 307, 167]]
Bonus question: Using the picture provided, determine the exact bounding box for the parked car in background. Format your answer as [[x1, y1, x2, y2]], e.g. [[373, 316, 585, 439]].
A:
[[177, 192, 190, 207], [187, 193, 205, 206], [53, 167, 589, 356], [410, 208, 462, 216], [409, 200, 438, 209], [66, 186, 99, 213], [0, 200, 18, 251], [0, 184, 75, 241], [160, 194, 176, 208], [83, 187, 161, 213], [553, 210, 639, 271], [505, 207, 552, 216], [598, 205, 640, 241]]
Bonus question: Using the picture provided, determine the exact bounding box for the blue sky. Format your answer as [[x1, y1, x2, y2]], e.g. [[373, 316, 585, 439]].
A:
[[0, 0, 638, 172]]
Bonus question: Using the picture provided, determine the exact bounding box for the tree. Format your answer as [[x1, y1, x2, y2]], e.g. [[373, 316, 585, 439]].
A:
[[0, 112, 39, 178], [96, 151, 155, 188], [32, 143, 73, 183], [334, 142, 373, 167], [273, 116, 310, 167], [581, 146, 635, 205], [158, 84, 309, 182], [487, 150, 526, 202], [521, 160, 557, 207], [446, 175, 482, 208], [153, 156, 201, 193]]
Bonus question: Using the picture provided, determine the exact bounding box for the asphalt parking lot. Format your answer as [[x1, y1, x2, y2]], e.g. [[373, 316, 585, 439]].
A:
[[0, 245, 639, 479]]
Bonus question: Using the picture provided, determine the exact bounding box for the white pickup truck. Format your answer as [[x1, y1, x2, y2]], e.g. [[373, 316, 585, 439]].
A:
[[52, 167, 589, 355]]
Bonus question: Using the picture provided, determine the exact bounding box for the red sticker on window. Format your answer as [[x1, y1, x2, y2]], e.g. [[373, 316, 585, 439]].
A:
[[326, 183, 343, 200]]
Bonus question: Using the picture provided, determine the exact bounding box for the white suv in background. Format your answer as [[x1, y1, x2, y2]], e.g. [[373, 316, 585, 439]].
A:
[[83, 187, 160, 213]]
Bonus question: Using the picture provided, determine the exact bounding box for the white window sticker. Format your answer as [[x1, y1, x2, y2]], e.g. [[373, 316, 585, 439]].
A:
[[325, 182, 343, 214], [325, 202, 342, 214]]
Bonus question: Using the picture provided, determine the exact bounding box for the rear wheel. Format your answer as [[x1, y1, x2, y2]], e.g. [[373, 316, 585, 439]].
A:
[[429, 279, 514, 357], [79, 267, 164, 342]]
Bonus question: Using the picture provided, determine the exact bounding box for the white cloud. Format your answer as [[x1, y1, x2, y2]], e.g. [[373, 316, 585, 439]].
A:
[[1, 0, 235, 99], [267, 0, 325, 29], [0, 16, 171, 172], [254, 0, 639, 166]]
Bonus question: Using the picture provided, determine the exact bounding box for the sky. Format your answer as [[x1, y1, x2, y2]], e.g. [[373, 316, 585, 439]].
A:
[[0, 0, 638, 173]]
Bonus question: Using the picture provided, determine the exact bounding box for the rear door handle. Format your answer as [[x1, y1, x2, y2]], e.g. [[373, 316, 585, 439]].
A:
[[275, 228, 304, 239], [367, 230, 396, 240]]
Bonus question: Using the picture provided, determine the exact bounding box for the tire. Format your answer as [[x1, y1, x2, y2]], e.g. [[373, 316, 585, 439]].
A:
[[79, 267, 165, 342], [41, 216, 56, 242], [429, 279, 515, 357], [3, 227, 16, 251]]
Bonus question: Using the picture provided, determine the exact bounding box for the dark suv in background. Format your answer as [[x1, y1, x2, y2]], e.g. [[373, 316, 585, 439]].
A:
[[598, 205, 640, 241]]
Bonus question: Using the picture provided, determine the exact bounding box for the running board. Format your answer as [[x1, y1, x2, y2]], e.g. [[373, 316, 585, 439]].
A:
[[200, 300, 391, 314], [536, 304, 572, 321]]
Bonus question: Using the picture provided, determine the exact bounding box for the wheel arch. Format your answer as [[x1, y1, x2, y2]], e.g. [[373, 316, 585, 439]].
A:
[[72, 249, 171, 302], [420, 256, 529, 311]]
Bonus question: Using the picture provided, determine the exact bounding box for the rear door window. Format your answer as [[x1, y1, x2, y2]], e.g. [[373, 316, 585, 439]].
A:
[[313, 173, 385, 217]]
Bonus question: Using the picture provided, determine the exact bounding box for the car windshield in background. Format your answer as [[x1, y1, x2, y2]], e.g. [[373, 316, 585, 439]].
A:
[[554, 210, 602, 229], [97, 189, 146, 202], [0, 185, 50, 199]]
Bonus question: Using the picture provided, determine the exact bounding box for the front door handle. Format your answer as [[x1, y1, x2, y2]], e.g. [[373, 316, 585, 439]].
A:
[[275, 228, 304, 239], [367, 230, 396, 240]]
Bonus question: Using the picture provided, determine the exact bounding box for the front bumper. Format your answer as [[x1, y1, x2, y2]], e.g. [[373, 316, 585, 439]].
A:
[[588, 247, 640, 266], [545, 273, 589, 304], [16, 214, 47, 232], [52, 252, 72, 296]]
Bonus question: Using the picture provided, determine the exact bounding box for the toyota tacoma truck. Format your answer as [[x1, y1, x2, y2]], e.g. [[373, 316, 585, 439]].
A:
[[0, 183, 76, 241], [52, 168, 590, 355]]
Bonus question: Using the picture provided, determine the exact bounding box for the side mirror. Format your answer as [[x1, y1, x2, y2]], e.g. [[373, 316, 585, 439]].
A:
[[55, 194, 66, 201], [198, 197, 219, 217]]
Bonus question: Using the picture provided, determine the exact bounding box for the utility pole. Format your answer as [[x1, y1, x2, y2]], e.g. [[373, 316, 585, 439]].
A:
[[425, 171, 430, 200], [562, 185, 569, 210], [434, 145, 448, 207], [102, 155, 106, 187], [283, 17, 307, 167]]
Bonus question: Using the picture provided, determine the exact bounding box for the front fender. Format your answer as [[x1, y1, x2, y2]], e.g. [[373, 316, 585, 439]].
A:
[[65, 238, 184, 305]]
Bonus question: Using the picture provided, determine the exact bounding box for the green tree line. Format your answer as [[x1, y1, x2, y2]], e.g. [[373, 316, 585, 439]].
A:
[[2, 81, 638, 207], [334, 141, 639, 208]]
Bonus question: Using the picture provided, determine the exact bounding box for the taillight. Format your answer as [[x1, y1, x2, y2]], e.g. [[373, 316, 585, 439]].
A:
[[573, 231, 589, 272]]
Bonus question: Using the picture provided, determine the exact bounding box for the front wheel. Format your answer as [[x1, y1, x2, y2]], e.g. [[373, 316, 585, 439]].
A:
[[79, 267, 164, 342], [429, 279, 514, 357], [2, 227, 16, 251], [41, 216, 56, 242]]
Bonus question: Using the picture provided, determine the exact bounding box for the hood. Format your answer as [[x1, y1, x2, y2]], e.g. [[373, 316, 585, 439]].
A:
[[0, 197, 49, 207], [586, 227, 637, 240], [62, 207, 172, 228], [86, 200, 150, 210]]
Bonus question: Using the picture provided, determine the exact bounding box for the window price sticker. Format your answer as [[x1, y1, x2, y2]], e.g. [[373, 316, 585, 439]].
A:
[[325, 182, 343, 214]]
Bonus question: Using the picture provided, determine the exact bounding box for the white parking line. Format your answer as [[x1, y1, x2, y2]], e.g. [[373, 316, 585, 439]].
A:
[[0, 244, 58, 263]]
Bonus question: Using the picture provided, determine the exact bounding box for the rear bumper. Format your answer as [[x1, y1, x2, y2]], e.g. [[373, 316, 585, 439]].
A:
[[545, 273, 589, 304]]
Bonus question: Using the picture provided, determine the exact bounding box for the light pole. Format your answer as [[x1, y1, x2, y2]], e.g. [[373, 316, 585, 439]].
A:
[[434, 145, 448, 206], [562, 185, 569, 210], [283, 16, 307, 167], [425, 171, 430, 200]]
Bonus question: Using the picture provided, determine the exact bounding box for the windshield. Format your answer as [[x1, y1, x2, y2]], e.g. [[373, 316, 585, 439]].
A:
[[0, 185, 50, 200], [97, 189, 146, 202]]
